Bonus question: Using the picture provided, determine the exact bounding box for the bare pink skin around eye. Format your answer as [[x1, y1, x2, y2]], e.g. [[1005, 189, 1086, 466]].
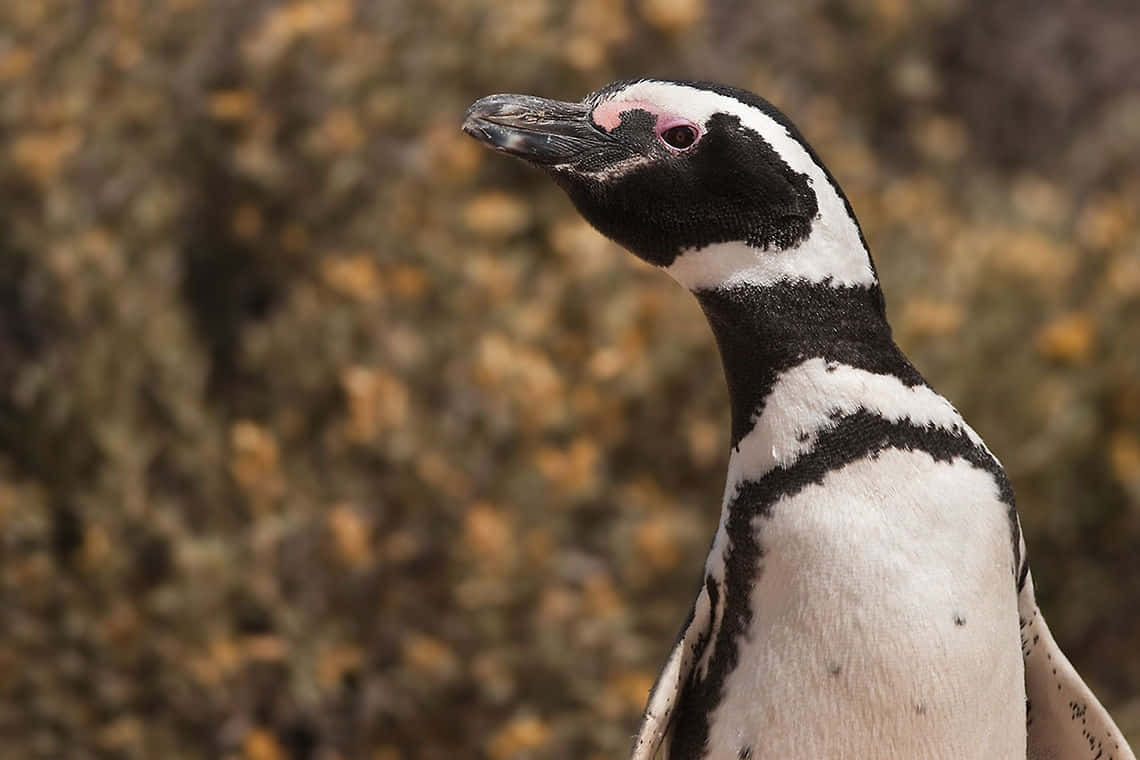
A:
[[591, 100, 703, 150], [591, 99, 666, 131]]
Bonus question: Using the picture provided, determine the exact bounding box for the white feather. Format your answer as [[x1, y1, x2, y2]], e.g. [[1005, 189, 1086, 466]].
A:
[[1020, 570, 1137, 760], [706, 450, 1025, 759], [726, 357, 988, 494], [631, 589, 712, 760], [694, 358, 992, 699]]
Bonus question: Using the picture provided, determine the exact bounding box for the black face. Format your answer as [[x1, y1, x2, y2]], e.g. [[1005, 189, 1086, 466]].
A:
[[463, 82, 819, 267]]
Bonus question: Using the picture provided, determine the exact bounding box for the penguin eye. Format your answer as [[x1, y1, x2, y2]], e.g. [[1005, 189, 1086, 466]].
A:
[[658, 122, 699, 151]]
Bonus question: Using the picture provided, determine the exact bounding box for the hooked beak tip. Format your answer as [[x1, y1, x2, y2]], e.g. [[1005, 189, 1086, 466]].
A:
[[461, 94, 526, 146], [460, 114, 492, 143]]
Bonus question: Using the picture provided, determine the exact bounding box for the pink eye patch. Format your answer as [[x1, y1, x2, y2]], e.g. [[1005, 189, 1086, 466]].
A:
[[592, 100, 703, 148], [592, 99, 663, 131]]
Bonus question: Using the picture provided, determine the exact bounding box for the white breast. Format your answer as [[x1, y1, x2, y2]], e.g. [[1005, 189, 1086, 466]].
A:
[[704, 449, 1025, 760]]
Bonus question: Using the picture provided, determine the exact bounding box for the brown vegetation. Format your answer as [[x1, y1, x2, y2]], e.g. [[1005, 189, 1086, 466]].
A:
[[1, 1, 1138, 758]]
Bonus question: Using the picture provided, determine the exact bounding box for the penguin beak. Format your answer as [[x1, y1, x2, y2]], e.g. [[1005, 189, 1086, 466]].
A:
[[462, 93, 602, 166]]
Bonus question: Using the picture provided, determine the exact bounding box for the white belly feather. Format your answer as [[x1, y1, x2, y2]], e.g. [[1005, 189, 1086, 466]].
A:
[[705, 450, 1025, 759]]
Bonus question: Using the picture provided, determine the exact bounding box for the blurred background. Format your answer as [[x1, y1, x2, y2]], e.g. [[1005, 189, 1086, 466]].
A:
[[2, 0, 1139, 758]]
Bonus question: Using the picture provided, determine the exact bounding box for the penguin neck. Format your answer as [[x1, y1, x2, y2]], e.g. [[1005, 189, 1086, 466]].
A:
[[692, 277, 915, 450]]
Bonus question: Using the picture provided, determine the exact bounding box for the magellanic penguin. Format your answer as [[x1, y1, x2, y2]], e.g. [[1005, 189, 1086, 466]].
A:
[[462, 79, 1136, 760]]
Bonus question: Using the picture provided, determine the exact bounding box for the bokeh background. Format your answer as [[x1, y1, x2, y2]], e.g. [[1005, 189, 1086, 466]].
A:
[[2, 0, 1139, 758]]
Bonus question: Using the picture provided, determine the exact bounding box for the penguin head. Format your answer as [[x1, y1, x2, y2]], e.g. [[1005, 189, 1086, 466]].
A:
[[464, 79, 876, 291]]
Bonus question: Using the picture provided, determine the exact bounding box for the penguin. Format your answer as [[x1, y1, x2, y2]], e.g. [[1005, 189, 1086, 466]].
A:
[[462, 79, 1136, 760]]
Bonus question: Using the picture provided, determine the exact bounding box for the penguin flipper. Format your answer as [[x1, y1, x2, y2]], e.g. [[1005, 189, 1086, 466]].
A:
[[1020, 568, 1136, 760], [631, 586, 713, 760]]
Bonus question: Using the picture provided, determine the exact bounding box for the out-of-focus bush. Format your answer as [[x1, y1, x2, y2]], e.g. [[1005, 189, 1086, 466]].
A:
[[0, 1, 1137, 758]]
